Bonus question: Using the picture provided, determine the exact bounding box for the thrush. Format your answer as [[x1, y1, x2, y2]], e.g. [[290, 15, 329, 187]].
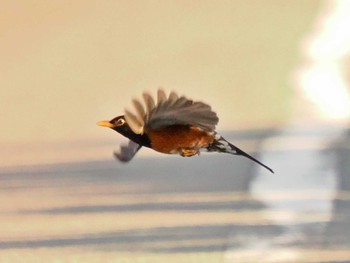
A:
[[98, 89, 274, 173]]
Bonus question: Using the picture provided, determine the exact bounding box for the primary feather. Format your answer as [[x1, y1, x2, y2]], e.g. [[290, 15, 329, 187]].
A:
[[124, 89, 219, 134], [114, 140, 142, 162]]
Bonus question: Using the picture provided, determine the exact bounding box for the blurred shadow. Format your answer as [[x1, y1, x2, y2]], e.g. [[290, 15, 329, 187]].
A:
[[21, 199, 264, 215], [0, 223, 283, 252], [324, 128, 350, 247], [0, 130, 278, 255]]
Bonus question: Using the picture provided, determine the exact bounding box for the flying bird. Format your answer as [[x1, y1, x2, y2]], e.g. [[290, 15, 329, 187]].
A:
[[98, 89, 274, 173]]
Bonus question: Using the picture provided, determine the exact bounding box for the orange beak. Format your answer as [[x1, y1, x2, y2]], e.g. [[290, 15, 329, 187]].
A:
[[97, 120, 114, 128]]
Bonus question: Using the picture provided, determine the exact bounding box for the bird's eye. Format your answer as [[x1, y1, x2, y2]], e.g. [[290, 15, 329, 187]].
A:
[[116, 118, 126, 126]]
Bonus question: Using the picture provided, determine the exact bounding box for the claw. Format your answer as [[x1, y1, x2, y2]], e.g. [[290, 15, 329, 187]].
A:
[[180, 148, 198, 157]]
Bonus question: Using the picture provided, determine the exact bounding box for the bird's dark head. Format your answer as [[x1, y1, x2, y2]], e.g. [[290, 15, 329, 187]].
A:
[[97, 116, 150, 147], [97, 115, 132, 136]]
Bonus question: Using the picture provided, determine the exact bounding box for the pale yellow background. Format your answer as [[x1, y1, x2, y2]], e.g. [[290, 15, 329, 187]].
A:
[[0, 1, 319, 167]]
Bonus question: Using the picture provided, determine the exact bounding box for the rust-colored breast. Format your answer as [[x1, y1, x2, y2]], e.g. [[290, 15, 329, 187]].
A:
[[146, 125, 215, 155]]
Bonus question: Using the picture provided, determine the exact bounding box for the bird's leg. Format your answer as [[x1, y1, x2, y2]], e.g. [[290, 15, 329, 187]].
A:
[[180, 148, 198, 157]]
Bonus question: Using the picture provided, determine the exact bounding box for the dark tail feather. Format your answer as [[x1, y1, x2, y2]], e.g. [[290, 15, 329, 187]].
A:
[[208, 136, 274, 174], [228, 142, 274, 174]]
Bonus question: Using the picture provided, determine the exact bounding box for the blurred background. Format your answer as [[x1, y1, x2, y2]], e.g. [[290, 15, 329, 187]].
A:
[[1, 0, 350, 262]]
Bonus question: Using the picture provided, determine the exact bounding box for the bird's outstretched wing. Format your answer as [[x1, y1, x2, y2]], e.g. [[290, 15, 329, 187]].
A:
[[124, 89, 219, 134], [114, 140, 142, 162]]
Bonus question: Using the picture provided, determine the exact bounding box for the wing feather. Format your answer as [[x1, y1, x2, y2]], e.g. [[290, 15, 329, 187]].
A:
[[124, 109, 144, 134], [132, 99, 145, 122], [142, 92, 155, 116], [157, 89, 167, 104], [124, 89, 219, 134], [168, 91, 178, 104], [114, 140, 141, 162]]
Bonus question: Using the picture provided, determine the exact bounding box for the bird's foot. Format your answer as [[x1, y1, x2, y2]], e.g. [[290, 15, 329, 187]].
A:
[[180, 148, 198, 157]]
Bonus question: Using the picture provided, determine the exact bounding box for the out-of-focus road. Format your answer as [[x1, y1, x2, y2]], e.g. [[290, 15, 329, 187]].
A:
[[1, 127, 350, 263]]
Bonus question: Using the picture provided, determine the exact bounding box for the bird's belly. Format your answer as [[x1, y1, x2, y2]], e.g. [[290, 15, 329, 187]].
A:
[[146, 125, 215, 155]]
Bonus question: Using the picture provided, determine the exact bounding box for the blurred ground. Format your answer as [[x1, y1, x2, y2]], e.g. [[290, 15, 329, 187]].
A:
[[1, 128, 350, 263]]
